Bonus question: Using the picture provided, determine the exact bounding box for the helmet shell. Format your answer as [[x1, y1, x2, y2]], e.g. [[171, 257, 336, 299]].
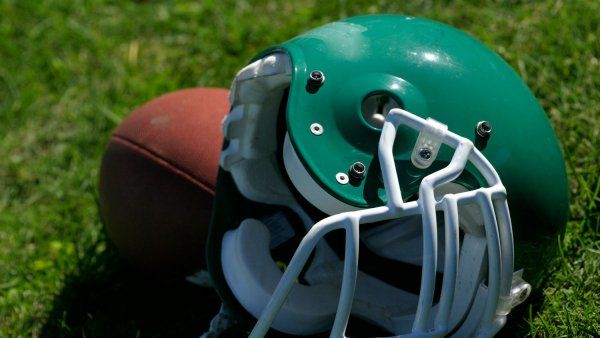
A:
[[256, 14, 568, 236]]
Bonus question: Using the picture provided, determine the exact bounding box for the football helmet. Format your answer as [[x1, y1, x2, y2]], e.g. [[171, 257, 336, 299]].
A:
[[206, 15, 568, 337]]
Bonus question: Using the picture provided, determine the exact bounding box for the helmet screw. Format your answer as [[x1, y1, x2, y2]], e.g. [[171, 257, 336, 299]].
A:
[[475, 121, 492, 140], [418, 148, 432, 161], [349, 162, 366, 181], [308, 70, 324, 85], [306, 70, 325, 93]]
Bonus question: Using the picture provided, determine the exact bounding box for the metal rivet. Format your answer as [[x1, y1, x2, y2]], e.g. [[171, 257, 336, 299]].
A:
[[349, 162, 366, 181], [418, 148, 432, 161], [308, 70, 324, 85], [475, 121, 492, 140], [336, 172, 349, 185], [310, 123, 324, 135], [306, 70, 325, 93]]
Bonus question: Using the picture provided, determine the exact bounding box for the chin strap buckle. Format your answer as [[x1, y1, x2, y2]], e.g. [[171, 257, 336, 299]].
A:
[[497, 270, 532, 316]]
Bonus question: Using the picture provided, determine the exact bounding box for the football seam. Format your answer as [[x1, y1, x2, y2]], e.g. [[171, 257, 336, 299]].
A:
[[111, 134, 216, 197]]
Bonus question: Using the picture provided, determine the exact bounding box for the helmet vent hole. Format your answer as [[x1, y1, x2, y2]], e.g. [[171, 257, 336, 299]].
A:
[[361, 93, 401, 129]]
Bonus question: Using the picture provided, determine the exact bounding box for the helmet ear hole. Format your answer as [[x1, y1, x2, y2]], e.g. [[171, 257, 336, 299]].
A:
[[361, 93, 402, 129]]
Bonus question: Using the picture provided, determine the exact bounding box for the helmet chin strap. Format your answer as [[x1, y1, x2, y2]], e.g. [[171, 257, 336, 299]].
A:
[[246, 108, 530, 338]]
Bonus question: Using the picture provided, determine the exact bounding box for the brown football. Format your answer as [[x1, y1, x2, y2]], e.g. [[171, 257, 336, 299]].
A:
[[98, 87, 230, 280]]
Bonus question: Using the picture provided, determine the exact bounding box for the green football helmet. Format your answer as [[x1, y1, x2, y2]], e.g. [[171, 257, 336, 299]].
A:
[[206, 15, 568, 337]]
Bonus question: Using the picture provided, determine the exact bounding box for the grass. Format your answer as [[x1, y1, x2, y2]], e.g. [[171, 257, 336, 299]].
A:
[[0, 0, 598, 337]]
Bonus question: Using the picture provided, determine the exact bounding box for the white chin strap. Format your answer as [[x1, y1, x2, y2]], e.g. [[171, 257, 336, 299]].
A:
[[244, 108, 530, 338]]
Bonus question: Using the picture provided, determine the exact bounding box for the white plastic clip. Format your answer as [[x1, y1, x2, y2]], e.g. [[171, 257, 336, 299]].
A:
[[497, 269, 532, 316], [411, 118, 447, 169]]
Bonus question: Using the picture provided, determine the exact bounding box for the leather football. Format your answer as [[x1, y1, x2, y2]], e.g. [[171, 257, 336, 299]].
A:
[[98, 88, 230, 280]]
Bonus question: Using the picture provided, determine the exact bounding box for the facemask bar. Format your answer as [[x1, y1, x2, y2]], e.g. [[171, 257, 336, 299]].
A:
[[248, 108, 525, 338]]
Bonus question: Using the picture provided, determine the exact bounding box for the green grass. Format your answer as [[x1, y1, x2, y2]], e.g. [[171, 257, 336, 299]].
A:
[[0, 0, 598, 337]]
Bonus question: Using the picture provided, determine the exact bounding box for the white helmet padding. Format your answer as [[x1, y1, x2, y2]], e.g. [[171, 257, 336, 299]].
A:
[[220, 53, 295, 209], [221, 217, 495, 335], [221, 218, 339, 334]]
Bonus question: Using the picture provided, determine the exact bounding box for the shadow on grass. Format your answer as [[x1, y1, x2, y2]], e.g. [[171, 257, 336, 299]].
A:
[[38, 228, 558, 337], [39, 235, 221, 338]]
